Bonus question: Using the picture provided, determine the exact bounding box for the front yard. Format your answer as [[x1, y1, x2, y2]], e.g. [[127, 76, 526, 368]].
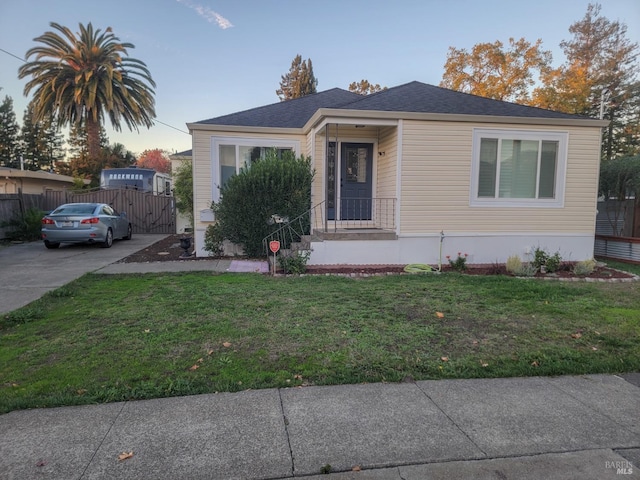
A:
[[1, 268, 639, 413]]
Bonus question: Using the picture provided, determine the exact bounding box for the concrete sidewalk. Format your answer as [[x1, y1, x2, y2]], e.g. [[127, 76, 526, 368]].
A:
[[1, 374, 638, 479]]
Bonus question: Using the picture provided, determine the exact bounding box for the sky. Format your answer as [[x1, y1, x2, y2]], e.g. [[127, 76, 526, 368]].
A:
[[1, 0, 639, 158]]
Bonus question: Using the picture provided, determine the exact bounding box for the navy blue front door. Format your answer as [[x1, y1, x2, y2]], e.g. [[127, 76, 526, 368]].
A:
[[340, 143, 373, 220]]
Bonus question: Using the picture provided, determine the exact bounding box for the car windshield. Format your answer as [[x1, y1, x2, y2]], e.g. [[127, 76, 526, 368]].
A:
[[52, 205, 97, 215]]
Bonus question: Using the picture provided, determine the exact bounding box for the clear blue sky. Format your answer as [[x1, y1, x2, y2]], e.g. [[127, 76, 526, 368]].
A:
[[1, 0, 639, 157]]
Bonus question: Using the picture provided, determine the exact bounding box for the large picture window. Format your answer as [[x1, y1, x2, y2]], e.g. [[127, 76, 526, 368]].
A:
[[211, 137, 300, 201], [471, 129, 567, 207]]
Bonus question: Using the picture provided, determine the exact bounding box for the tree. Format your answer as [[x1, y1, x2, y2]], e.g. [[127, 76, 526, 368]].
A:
[[276, 54, 318, 101], [348, 80, 387, 95], [137, 148, 171, 173], [598, 155, 640, 235], [211, 150, 314, 257], [440, 38, 552, 103], [173, 160, 194, 228], [0, 95, 20, 168], [66, 122, 109, 183], [18, 22, 156, 163], [104, 143, 136, 169], [532, 3, 639, 159], [19, 102, 65, 171]]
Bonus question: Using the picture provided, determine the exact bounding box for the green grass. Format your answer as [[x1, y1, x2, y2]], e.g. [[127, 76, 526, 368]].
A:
[[1, 268, 639, 413]]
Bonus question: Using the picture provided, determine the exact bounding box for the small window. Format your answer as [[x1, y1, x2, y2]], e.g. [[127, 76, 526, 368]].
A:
[[471, 129, 567, 207]]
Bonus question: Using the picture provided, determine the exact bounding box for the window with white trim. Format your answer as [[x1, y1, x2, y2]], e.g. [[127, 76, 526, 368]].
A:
[[212, 137, 300, 201], [470, 129, 567, 207]]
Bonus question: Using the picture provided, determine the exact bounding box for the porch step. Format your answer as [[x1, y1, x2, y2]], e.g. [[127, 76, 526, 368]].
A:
[[312, 229, 397, 241]]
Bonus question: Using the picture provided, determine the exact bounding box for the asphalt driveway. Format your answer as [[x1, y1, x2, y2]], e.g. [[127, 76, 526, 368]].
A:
[[0, 234, 167, 316]]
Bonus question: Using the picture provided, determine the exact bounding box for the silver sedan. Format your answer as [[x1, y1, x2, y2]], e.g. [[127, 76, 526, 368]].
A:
[[41, 203, 132, 249]]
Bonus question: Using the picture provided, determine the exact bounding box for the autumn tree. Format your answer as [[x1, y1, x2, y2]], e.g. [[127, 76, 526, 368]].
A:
[[276, 54, 318, 101], [18, 22, 156, 164], [440, 38, 552, 103], [348, 80, 387, 95], [0, 95, 20, 168], [533, 3, 639, 160], [137, 148, 171, 173]]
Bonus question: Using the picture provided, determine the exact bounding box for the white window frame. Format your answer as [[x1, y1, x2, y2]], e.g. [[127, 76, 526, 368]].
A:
[[211, 136, 300, 202], [470, 128, 568, 208]]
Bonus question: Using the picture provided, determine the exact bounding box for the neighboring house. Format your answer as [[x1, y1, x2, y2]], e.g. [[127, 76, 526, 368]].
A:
[[187, 81, 607, 265], [0, 167, 80, 194], [169, 149, 193, 234]]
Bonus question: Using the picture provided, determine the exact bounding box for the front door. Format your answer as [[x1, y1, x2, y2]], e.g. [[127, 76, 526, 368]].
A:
[[340, 143, 373, 220]]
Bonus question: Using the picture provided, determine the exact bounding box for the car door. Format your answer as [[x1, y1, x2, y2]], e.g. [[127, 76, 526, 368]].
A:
[[101, 205, 122, 237]]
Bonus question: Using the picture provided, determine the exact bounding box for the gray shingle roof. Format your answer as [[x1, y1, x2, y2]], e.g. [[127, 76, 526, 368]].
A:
[[195, 88, 363, 128], [194, 81, 592, 128]]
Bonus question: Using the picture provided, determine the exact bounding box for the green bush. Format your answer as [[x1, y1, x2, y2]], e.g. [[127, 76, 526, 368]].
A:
[[203, 223, 224, 257], [573, 259, 597, 276], [278, 250, 311, 274], [1, 207, 45, 241], [533, 247, 562, 273], [212, 149, 314, 258], [173, 160, 194, 228]]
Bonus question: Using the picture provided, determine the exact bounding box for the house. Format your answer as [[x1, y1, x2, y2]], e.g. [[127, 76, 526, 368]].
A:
[[187, 81, 607, 265], [0, 167, 81, 194]]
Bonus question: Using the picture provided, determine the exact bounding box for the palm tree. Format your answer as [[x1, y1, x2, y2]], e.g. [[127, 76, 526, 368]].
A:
[[18, 22, 156, 162]]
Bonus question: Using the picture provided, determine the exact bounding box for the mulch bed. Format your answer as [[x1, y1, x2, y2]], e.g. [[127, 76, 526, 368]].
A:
[[120, 234, 636, 280]]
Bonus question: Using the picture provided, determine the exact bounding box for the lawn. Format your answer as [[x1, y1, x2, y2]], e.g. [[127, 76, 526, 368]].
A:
[[1, 269, 639, 413]]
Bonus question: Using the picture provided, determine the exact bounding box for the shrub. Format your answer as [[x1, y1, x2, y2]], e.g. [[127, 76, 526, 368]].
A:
[[573, 259, 597, 276], [1, 207, 45, 241], [278, 250, 311, 274], [447, 252, 468, 272], [506, 255, 537, 276], [173, 160, 194, 228], [532, 247, 562, 273], [506, 255, 523, 274], [545, 252, 562, 273], [203, 223, 224, 257], [212, 149, 314, 257]]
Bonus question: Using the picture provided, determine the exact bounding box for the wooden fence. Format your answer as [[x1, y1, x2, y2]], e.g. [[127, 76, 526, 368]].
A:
[[0, 189, 175, 239]]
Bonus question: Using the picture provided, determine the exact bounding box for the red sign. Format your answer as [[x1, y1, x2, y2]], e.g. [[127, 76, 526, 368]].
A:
[[269, 240, 280, 253]]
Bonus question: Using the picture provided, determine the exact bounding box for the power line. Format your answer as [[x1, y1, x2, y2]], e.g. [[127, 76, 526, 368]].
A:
[[0, 47, 190, 135]]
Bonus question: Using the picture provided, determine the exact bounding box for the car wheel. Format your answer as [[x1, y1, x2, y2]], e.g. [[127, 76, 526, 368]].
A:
[[123, 224, 132, 240], [44, 240, 60, 249], [102, 228, 113, 248]]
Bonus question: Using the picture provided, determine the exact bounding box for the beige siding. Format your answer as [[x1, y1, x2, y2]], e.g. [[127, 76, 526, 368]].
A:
[[400, 120, 601, 235], [191, 130, 307, 233], [376, 126, 397, 199]]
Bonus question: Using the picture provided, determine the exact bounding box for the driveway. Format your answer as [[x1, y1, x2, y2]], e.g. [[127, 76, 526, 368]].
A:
[[0, 234, 167, 316]]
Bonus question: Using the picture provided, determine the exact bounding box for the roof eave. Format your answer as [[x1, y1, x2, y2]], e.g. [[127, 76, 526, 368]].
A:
[[187, 123, 303, 135], [305, 109, 608, 130]]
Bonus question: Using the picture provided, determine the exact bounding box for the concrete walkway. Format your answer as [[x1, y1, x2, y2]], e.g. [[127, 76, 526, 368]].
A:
[[1, 374, 639, 479]]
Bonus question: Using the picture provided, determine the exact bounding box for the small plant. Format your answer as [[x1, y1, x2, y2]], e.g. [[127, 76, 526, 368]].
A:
[[203, 223, 225, 257], [532, 247, 563, 273], [532, 248, 548, 271], [545, 252, 562, 273], [446, 252, 468, 272], [506, 255, 537, 276], [506, 255, 523, 274], [573, 259, 597, 276], [278, 250, 311, 274], [1, 207, 45, 242]]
